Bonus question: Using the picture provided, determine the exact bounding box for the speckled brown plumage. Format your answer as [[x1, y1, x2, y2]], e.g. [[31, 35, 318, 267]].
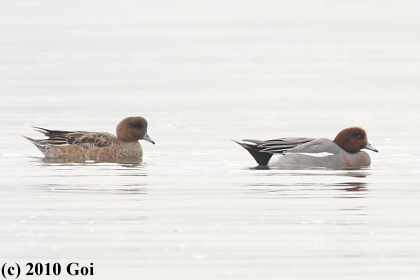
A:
[[24, 116, 154, 160]]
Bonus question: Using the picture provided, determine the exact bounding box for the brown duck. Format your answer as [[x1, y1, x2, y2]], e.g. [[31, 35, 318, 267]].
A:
[[24, 116, 154, 159]]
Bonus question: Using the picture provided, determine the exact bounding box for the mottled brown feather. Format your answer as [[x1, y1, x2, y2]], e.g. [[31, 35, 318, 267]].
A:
[[25, 116, 153, 159], [71, 133, 113, 149]]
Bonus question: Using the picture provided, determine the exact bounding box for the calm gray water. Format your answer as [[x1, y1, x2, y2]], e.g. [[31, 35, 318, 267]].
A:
[[1, 0, 420, 279]]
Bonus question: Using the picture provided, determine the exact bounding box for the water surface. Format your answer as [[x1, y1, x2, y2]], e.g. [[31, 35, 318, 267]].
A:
[[1, 1, 420, 279]]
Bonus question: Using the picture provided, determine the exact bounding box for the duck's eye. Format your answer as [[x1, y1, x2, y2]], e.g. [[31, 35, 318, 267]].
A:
[[358, 134, 362, 138]]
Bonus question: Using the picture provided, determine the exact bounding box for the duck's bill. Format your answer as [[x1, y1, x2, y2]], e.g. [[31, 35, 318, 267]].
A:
[[143, 133, 155, 145], [364, 142, 378, 152]]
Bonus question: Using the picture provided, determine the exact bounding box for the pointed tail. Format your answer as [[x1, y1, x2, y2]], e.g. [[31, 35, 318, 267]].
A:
[[23, 135, 56, 157], [232, 140, 273, 166]]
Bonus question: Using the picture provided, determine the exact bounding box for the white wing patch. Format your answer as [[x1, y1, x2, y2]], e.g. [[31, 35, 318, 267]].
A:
[[286, 152, 334, 157]]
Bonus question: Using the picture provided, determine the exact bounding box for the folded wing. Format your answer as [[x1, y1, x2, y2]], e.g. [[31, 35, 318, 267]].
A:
[[29, 127, 114, 149], [234, 137, 335, 166]]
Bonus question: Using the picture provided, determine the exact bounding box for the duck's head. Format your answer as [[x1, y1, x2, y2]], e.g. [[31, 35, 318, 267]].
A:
[[116, 116, 155, 144], [333, 126, 377, 154]]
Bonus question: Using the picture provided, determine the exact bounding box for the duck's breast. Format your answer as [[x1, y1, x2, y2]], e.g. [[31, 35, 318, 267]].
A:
[[340, 150, 371, 167], [116, 141, 142, 158]]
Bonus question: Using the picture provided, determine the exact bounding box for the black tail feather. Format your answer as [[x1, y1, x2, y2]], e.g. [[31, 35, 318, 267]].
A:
[[32, 126, 74, 136], [31, 127, 76, 145], [233, 140, 273, 166]]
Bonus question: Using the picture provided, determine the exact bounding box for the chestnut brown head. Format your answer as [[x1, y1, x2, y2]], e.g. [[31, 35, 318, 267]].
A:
[[116, 117, 155, 144], [333, 126, 377, 154]]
